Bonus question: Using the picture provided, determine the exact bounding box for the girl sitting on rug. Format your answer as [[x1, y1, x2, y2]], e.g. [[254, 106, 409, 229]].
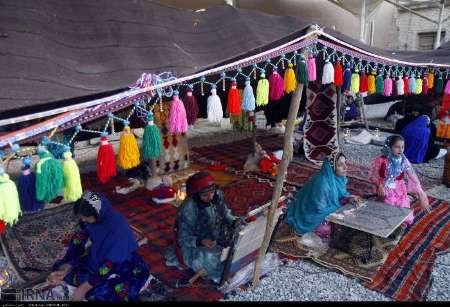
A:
[[47, 191, 151, 301], [369, 135, 431, 226], [285, 152, 360, 247]]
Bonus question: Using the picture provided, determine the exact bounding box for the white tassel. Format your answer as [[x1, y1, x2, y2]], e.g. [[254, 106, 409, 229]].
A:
[[321, 60, 334, 85], [207, 88, 223, 123], [396, 77, 405, 96]]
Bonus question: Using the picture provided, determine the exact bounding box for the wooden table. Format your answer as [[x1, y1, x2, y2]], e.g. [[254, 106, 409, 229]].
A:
[[325, 199, 412, 263]]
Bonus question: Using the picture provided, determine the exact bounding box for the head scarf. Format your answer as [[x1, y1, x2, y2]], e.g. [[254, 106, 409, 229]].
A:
[[80, 191, 138, 270], [400, 115, 431, 163], [286, 156, 349, 235], [186, 172, 216, 197]]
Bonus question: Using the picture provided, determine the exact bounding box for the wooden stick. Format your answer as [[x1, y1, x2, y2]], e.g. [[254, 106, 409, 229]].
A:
[[151, 159, 158, 178], [336, 86, 343, 149], [189, 268, 207, 284], [252, 83, 304, 285]]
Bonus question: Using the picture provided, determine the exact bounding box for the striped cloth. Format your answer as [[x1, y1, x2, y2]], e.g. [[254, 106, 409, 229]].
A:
[[365, 198, 450, 301]]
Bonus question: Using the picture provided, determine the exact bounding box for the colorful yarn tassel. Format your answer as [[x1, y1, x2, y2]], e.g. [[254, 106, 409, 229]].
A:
[[307, 57, 316, 81], [35, 147, 64, 203], [242, 78, 256, 111], [296, 55, 309, 84], [415, 77, 423, 95], [342, 65, 352, 91], [408, 75, 416, 94], [256, 73, 270, 106], [321, 59, 334, 85], [142, 112, 162, 160], [428, 72, 434, 89], [117, 126, 140, 170], [368, 72, 376, 94], [18, 157, 44, 213], [334, 61, 343, 87], [383, 75, 393, 96], [62, 151, 82, 202], [0, 166, 22, 226], [359, 72, 368, 96], [182, 87, 199, 126], [169, 91, 188, 134], [444, 79, 450, 96], [396, 77, 405, 96], [350, 70, 360, 94], [435, 76, 444, 94], [375, 74, 384, 94], [207, 86, 223, 123], [284, 63, 297, 93], [269, 70, 285, 101], [227, 80, 242, 115], [422, 76, 429, 95], [403, 75, 409, 95], [96, 135, 117, 183]]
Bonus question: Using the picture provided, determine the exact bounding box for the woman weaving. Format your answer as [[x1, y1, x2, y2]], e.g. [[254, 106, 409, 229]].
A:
[[286, 152, 360, 246], [47, 191, 150, 301]]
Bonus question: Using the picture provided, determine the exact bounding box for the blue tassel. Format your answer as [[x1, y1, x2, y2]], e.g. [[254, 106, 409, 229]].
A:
[[241, 78, 256, 111], [18, 167, 44, 213], [342, 66, 352, 91]]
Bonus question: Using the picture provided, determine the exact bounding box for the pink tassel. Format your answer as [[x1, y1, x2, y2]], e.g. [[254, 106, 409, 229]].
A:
[[422, 76, 429, 95], [383, 75, 393, 96], [307, 57, 317, 82], [169, 90, 188, 134], [269, 70, 285, 101], [445, 79, 450, 96]]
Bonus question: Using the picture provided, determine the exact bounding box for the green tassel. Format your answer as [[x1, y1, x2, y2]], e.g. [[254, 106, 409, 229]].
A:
[[256, 75, 269, 106], [435, 77, 444, 94], [35, 151, 64, 203], [295, 56, 308, 84], [142, 113, 162, 160], [375, 75, 384, 94]]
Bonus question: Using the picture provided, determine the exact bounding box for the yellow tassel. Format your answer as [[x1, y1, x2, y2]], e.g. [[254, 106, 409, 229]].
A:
[[415, 78, 423, 95], [62, 151, 83, 202], [0, 171, 22, 226], [350, 72, 360, 94], [117, 126, 140, 170], [428, 72, 434, 89], [368, 73, 376, 94], [283, 64, 297, 94]]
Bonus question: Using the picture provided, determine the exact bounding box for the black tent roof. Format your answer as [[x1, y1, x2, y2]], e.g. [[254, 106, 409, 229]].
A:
[[0, 0, 310, 117], [1, 0, 449, 120]]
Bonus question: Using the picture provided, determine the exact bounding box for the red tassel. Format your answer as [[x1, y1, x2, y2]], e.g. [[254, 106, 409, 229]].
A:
[[182, 88, 199, 126], [227, 80, 242, 115], [0, 220, 5, 235], [359, 72, 368, 93], [403, 75, 409, 95], [96, 136, 117, 183], [334, 61, 343, 87]]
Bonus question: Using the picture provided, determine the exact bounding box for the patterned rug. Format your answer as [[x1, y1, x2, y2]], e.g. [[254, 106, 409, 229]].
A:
[[365, 198, 450, 301], [303, 82, 339, 165], [0, 202, 147, 286]]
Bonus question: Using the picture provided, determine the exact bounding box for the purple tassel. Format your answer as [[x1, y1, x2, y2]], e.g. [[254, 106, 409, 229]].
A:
[[269, 70, 285, 101], [182, 87, 199, 126], [169, 90, 188, 134], [307, 57, 317, 81], [422, 76, 429, 95], [18, 167, 44, 213], [445, 79, 450, 96]]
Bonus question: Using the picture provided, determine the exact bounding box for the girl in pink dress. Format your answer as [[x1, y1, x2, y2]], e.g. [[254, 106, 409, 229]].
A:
[[369, 135, 431, 225]]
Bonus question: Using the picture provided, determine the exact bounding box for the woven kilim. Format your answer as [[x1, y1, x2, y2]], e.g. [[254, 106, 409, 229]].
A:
[[303, 82, 339, 165]]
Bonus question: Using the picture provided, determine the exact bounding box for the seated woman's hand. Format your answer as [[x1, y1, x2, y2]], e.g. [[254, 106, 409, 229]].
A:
[[348, 195, 362, 204], [421, 202, 432, 214], [377, 185, 386, 199], [47, 264, 72, 287]]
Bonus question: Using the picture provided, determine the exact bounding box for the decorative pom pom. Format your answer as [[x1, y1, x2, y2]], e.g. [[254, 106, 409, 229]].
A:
[[242, 78, 256, 111], [117, 126, 140, 170], [296, 55, 309, 84], [226, 80, 242, 115], [256, 73, 270, 106], [307, 57, 317, 82], [97, 136, 117, 183], [284, 63, 297, 93], [169, 91, 188, 133], [62, 151, 82, 202], [334, 61, 343, 87], [321, 60, 334, 85], [269, 70, 285, 101], [207, 87, 224, 123], [182, 88, 199, 126]]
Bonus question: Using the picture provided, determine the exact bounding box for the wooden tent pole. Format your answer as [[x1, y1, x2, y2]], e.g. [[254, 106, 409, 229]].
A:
[[336, 87, 343, 149], [252, 83, 304, 285]]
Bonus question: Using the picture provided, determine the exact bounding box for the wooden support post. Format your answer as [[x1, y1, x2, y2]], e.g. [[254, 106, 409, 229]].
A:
[[251, 111, 257, 156], [357, 94, 369, 131], [151, 159, 158, 178], [336, 87, 343, 149], [252, 84, 304, 285]]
